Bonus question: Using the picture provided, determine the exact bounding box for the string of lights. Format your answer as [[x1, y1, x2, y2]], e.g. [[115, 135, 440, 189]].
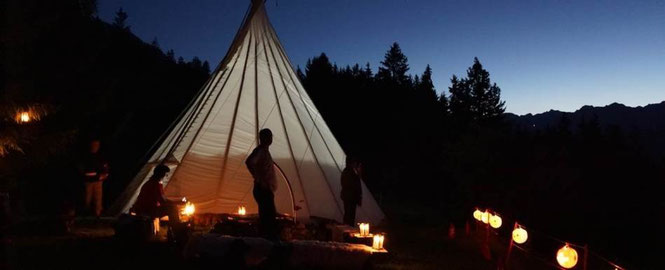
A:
[[472, 207, 626, 270]]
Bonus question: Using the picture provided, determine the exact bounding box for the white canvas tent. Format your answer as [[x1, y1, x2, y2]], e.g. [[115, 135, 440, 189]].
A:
[[109, 0, 384, 224]]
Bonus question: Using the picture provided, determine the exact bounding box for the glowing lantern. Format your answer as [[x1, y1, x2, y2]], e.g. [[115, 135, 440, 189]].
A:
[[556, 244, 578, 269], [15, 111, 31, 123], [489, 214, 502, 229], [181, 201, 195, 216], [512, 227, 528, 244], [481, 211, 489, 224], [237, 206, 246, 216], [473, 209, 483, 221], [372, 234, 385, 250], [359, 223, 370, 237]]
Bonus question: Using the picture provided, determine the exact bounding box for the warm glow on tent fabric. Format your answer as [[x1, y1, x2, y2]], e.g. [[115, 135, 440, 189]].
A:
[[556, 244, 578, 269], [512, 227, 528, 244]]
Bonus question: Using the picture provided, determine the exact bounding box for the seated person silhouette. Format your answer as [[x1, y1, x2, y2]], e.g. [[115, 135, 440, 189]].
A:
[[132, 164, 179, 223]]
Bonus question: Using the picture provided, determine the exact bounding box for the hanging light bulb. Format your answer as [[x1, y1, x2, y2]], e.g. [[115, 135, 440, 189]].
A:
[[512, 227, 528, 244], [489, 214, 502, 229], [556, 244, 578, 269], [473, 209, 483, 221], [481, 211, 490, 224]]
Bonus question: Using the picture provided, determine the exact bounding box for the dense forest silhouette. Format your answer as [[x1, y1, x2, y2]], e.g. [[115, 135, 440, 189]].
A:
[[2, 0, 665, 268]]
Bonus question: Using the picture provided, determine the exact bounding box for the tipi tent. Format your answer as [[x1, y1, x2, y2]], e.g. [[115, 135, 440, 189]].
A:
[[110, 0, 384, 224]]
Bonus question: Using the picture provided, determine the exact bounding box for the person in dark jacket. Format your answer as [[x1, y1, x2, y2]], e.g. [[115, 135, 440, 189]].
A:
[[341, 156, 362, 226], [132, 164, 178, 222], [246, 128, 278, 240], [78, 139, 109, 217]]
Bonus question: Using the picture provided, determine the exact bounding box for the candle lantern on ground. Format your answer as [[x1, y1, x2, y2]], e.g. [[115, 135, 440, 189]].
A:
[[237, 205, 246, 216], [372, 234, 385, 250], [15, 111, 33, 123], [359, 223, 370, 237], [181, 201, 195, 221]]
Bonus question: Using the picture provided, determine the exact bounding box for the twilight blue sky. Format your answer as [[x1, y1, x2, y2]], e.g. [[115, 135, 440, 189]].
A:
[[99, 0, 665, 115]]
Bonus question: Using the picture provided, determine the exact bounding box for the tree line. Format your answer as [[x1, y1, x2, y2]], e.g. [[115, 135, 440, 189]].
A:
[[299, 43, 663, 268]]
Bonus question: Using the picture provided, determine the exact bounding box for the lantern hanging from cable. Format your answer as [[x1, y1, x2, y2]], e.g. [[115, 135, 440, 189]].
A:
[[481, 211, 490, 224], [512, 226, 528, 244], [489, 214, 502, 228], [473, 209, 483, 221], [556, 244, 578, 269]]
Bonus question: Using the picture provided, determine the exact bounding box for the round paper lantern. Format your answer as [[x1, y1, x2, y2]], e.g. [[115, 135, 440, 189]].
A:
[[556, 244, 578, 269], [481, 211, 489, 224], [512, 227, 528, 244], [489, 214, 502, 228], [473, 209, 483, 221]]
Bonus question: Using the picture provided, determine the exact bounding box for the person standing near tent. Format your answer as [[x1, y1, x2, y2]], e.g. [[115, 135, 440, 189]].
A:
[[78, 139, 109, 217], [246, 128, 278, 240], [341, 156, 362, 226]]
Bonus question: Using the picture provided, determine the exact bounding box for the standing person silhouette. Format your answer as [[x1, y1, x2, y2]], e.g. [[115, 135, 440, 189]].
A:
[[341, 156, 362, 226], [79, 139, 109, 217], [246, 128, 278, 240]]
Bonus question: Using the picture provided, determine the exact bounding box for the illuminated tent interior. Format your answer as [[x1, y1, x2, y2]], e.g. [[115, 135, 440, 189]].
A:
[[109, 0, 385, 224]]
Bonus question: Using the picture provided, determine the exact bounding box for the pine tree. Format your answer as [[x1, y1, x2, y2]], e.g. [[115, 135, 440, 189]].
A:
[[191, 56, 202, 69], [465, 57, 505, 121], [79, 0, 98, 17], [448, 75, 472, 120], [166, 49, 175, 62], [377, 42, 410, 86], [439, 93, 450, 115], [363, 63, 373, 79], [177, 56, 185, 65], [418, 65, 438, 102], [151, 37, 160, 48], [112, 8, 129, 30], [296, 66, 305, 81], [202, 61, 211, 74]]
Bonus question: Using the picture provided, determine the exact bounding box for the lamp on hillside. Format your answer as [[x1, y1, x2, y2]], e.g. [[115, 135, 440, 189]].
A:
[[473, 209, 483, 221], [15, 111, 31, 123], [512, 226, 528, 244], [556, 244, 578, 269], [489, 213, 502, 229]]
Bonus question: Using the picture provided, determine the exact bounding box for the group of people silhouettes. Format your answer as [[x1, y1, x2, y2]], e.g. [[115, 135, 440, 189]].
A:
[[131, 128, 364, 240]]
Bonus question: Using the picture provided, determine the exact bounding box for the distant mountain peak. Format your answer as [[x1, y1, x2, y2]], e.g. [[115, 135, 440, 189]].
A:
[[508, 101, 665, 132]]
